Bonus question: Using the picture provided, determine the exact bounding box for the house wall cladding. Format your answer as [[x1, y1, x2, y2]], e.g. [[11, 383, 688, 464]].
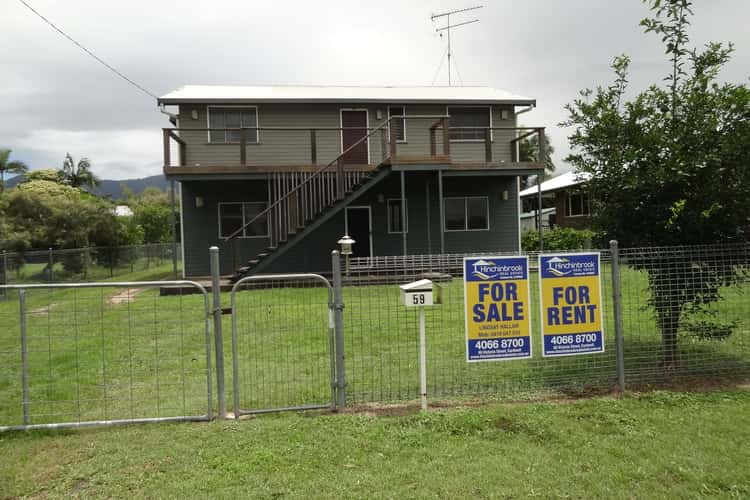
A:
[[180, 180, 271, 276], [175, 103, 518, 167], [179, 172, 519, 276]]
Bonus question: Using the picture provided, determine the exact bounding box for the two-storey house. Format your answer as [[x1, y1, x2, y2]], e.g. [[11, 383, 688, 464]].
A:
[[158, 85, 546, 277]]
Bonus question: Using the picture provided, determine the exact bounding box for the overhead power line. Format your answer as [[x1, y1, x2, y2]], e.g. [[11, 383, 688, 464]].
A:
[[17, 0, 159, 101]]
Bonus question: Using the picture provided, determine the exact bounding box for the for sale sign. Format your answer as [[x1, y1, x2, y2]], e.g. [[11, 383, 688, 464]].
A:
[[464, 256, 532, 362], [539, 253, 604, 357]]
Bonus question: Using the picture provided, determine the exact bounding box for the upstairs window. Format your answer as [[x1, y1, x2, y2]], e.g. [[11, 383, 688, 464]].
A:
[[208, 107, 259, 144], [566, 192, 590, 217], [387, 199, 408, 233], [388, 106, 406, 142], [219, 202, 269, 238], [448, 106, 491, 141], [444, 196, 489, 231]]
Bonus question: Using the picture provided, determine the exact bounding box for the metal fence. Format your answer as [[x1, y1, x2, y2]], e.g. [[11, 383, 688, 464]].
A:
[[342, 242, 750, 404], [0, 281, 212, 431], [0, 243, 181, 286], [0, 242, 747, 431]]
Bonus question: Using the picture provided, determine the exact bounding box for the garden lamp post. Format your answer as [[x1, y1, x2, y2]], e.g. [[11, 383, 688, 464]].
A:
[[337, 234, 355, 275]]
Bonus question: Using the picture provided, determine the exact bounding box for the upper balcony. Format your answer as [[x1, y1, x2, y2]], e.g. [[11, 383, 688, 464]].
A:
[[162, 115, 546, 176]]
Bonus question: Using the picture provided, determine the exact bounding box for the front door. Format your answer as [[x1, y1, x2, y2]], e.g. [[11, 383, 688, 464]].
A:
[[345, 206, 372, 258], [341, 110, 369, 165]]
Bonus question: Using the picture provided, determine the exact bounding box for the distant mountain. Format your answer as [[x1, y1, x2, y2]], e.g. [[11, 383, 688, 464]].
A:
[[4, 174, 169, 200], [91, 175, 169, 200]]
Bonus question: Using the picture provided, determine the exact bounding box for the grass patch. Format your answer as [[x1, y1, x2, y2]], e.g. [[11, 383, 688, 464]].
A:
[[1, 389, 748, 498]]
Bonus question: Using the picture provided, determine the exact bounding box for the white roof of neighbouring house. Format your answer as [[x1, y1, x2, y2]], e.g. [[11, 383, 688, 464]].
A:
[[158, 85, 536, 106], [519, 171, 591, 198]]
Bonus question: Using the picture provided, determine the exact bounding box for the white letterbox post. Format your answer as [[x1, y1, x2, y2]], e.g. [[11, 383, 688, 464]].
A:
[[399, 279, 442, 410]]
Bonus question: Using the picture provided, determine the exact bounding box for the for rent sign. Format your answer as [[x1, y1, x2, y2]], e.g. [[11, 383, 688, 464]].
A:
[[539, 253, 604, 357], [464, 256, 532, 362]]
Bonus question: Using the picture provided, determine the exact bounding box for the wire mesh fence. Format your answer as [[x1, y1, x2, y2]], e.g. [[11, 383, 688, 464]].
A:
[[0, 243, 180, 287], [342, 242, 750, 404], [617, 243, 750, 386], [0, 281, 212, 430], [0, 242, 747, 430], [343, 250, 619, 404]]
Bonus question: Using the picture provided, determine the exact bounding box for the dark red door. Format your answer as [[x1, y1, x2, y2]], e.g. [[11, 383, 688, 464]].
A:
[[341, 110, 369, 164]]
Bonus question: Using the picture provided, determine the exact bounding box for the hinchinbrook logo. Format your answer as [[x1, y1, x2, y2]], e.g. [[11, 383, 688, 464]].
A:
[[546, 257, 595, 277], [472, 259, 523, 280]]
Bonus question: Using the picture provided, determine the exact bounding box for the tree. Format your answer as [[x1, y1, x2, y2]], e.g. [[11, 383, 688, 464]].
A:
[[23, 169, 63, 183], [60, 153, 100, 190], [562, 0, 750, 366], [518, 130, 555, 189], [127, 187, 174, 243], [0, 149, 29, 193]]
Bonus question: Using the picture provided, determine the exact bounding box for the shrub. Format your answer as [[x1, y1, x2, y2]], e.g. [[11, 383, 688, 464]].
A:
[[522, 227, 598, 252]]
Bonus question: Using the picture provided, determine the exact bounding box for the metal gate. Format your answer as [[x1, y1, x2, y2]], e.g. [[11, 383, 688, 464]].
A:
[[230, 274, 339, 417], [0, 281, 213, 431]]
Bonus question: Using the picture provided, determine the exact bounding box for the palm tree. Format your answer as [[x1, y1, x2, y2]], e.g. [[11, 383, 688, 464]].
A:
[[60, 153, 100, 190], [518, 131, 555, 189], [0, 149, 29, 193]]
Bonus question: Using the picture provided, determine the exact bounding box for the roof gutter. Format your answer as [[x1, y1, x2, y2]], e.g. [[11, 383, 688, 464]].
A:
[[159, 104, 178, 126]]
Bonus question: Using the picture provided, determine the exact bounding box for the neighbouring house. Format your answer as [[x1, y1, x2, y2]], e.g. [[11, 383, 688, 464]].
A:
[[519, 171, 592, 231], [158, 85, 547, 277]]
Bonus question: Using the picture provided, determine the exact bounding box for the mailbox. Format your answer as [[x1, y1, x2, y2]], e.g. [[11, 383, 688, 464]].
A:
[[400, 279, 442, 307]]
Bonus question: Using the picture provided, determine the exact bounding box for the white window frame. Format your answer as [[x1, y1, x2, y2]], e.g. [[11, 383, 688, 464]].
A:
[[218, 201, 269, 239], [565, 191, 591, 217], [446, 105, 493, 143], [386, 198, 409, 234], [387, 105, 407, 143], [339, 108, 371, 164], [443, 196, 490, 232], [207, 105, 259, 144]]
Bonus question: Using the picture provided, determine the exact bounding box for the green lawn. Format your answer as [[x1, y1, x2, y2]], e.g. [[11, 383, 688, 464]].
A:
[[1, 264, 748, 427], [1, 389, 749, 498]]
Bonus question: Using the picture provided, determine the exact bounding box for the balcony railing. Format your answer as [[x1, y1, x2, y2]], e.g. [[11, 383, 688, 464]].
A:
[[163, 118, 545, 169]]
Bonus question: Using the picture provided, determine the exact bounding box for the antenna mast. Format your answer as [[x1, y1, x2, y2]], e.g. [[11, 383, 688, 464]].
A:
[[431, 5, 483, 86]]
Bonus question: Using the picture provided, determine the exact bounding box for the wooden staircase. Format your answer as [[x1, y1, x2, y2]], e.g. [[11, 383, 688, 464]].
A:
[[227, 117, 404, 281], [230, 164, 390, 280]]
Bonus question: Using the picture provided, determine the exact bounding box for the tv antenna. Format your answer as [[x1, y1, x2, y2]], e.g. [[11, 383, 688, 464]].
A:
[[431, 5, 483, 86]]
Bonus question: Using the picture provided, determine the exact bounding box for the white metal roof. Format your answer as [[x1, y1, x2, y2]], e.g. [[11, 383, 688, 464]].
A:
[[519, 171, 591, 197], [158, 85, 535, 105]]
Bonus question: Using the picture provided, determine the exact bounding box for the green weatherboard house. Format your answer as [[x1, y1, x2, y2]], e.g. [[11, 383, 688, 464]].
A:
[[158, 85, 546, 277]]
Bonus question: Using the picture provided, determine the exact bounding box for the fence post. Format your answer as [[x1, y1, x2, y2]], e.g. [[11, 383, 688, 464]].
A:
[[19, 289, 29, 425], [1, 251, 7, 296], [331, 250, 346, 409], [47, 247, 53, 282], [210, 246, 226, 418], [610, 240, 626, 392]]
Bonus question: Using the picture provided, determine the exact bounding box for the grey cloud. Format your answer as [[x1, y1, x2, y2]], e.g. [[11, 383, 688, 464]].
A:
[[1, 0, 748, 179]]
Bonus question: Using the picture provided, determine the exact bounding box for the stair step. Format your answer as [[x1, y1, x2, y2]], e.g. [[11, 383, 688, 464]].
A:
[[257, 253, 269, 259], [248, 259, 260, 266], [237, 266, 250, 274]]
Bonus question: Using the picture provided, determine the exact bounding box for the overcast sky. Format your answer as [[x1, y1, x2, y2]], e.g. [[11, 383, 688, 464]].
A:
[[2, 0, 749, 180]]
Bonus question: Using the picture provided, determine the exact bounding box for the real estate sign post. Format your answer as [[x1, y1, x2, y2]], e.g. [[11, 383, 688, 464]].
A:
[[464, 256, 532, 362], [539, 252, 604, 357]]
